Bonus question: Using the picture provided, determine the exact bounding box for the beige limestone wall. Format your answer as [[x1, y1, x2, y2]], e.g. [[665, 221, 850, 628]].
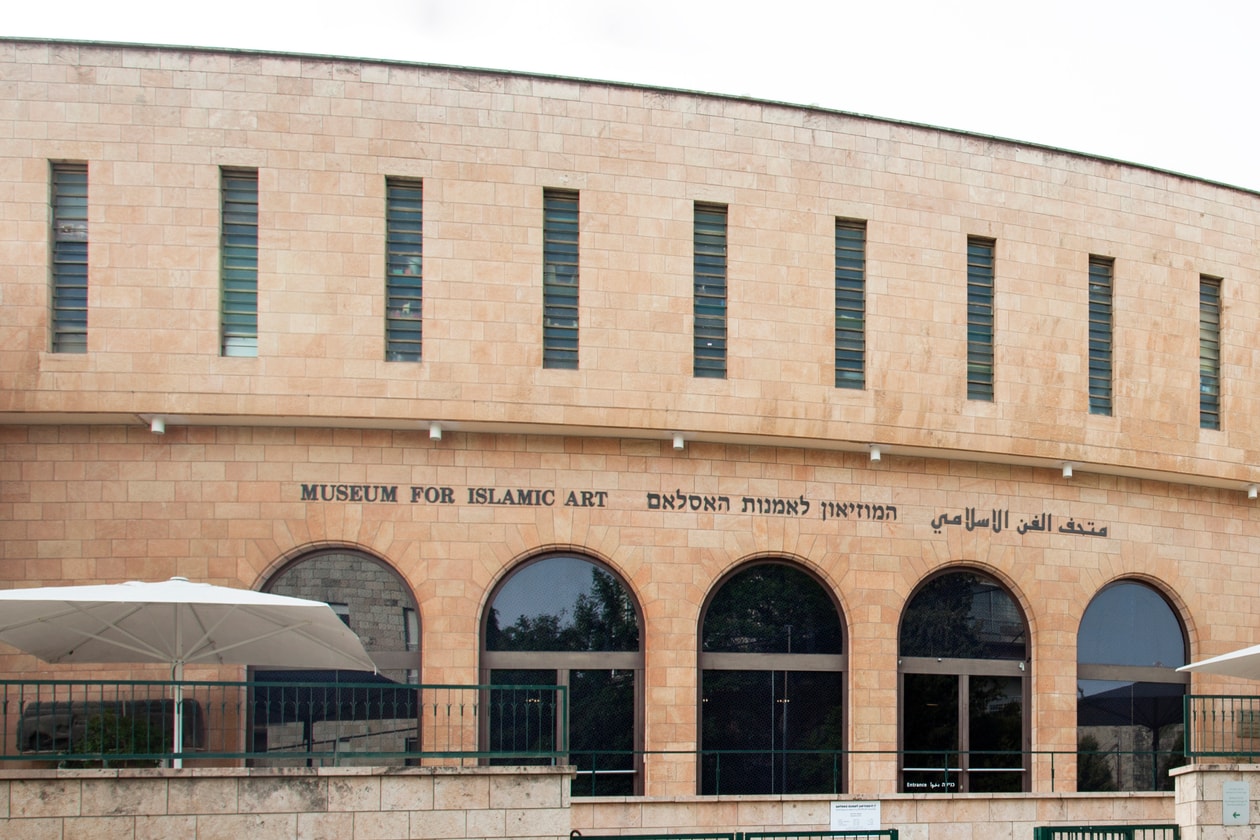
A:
[[0, 766, 572, 840], [1174, 764, 1260, 840], [2, 37, 1258, 804], [0, 767, 1176, 840], [574, 791, 1175, 839], [3, 422, 1258, 796], [1, 40, 1259, 487]]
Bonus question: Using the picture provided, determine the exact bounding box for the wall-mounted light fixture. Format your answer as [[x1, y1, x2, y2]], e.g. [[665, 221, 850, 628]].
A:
[[429, 422, 442, 441], [1249, 485, 1258, 500], [869, 445, 881, 462], [150, 417, 166, 435], [672, 433, 685, 451], [1062, 462, 1073, 478]]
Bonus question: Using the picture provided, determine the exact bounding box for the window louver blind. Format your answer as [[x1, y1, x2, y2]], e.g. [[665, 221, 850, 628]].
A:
[[51, 163, 89, 354], [835, 221, 866, 389], [967, 238, 995, 401], [543, 189, 579, 369], [221, 168, 259, 357], [386, 179, 423, 362], [694, 203, 728, 379], [1088, 257, 1114, 416], [1200, 276, 1221, 430]]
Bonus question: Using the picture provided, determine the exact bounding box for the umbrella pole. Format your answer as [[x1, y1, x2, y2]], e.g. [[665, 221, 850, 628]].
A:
[[172, 660, 184, 769]]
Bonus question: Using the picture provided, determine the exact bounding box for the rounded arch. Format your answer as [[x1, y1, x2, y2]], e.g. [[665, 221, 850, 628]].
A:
[[697, 557, 847, 795], [1076, 577, 1189, 793], [899, 565, 1029, 661], [480, 544, 642, 648], [1079, 578, 1188, 668], [482, 551, 643, 654], [262, 545, 420, 681], [481, 549, 644, 797], [897, 566, 1029, 793], [700, 557, 846, 655]]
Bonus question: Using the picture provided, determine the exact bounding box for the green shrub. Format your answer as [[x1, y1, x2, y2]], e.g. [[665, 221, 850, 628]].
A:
[[70, 711, 165, 767]]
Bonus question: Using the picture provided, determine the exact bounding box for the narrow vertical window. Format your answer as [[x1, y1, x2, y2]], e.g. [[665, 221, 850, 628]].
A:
[[1088, 256, 1114, 416], [221, 168, 259, 357], [385, 178, 423, 362], [835, 220, 866, 389], [50, 162, 89, 354], [542, 189, 579, 370], [966, 237, 995, 401], [694, 203, 727, 378], [1200, 276, 1221, 430]]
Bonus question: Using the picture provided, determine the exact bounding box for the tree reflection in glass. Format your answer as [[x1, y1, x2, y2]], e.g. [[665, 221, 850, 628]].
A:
[[899, 570, 1027, 793], [484, 556, 641, 795], [700, 563, 845, 795]]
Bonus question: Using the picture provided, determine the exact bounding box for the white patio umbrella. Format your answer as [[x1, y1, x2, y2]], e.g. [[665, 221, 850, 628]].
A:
[[0, 576, 376, 766], [1178, 643, 1260, 681]]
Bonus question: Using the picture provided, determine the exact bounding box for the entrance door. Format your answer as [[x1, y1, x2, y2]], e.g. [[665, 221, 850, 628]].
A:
[[701, 668, 844, 794], [902, 672, 1024, 792]]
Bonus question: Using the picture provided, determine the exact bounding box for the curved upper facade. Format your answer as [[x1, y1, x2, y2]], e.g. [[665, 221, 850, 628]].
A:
[[2, 38, 1259, 488]]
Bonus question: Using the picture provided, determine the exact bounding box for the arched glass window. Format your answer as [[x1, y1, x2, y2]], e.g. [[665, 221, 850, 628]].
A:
[[1077, 581, 1188, 792], [899, 570, 1028, 793], [699, 562, 846, 795], [265, 549, 419, 680], [257, 549, 420, 761], [483, 554, 643, 796]]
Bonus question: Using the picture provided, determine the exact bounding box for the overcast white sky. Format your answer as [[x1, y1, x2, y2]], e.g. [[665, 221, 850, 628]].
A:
[[7, 1, 1258, 191]]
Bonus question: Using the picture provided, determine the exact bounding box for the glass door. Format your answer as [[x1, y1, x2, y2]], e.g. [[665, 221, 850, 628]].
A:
[[901, 672, 1025, 792]]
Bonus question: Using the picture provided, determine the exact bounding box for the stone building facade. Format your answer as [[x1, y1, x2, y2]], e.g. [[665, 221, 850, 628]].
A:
[[2, 38, 1259, 806]]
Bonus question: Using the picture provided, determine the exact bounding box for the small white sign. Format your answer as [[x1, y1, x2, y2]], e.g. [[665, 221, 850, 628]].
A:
[[830, 801, 880, 831], [1223, 780, 1250, 826]]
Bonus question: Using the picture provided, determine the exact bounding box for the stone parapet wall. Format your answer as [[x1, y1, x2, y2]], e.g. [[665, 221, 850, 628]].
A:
[[0, 766, 1178, 840], [575, 791, 1174, 839], [0, 766, 573, 840], [1174, 764, 1260, 840]]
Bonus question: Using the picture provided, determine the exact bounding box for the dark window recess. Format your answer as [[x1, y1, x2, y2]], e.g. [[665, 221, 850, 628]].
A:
[[51, 163, 89, 354], [1088, 257, 1114, 415], [543, 189, 579, 369], [385, 178, 423, 362], [221, 168, 259, 357], [835, 220, 866, 389], [1199, 276, 1221, 430], [694, 203, 728, 379], [966, 238, 995, 401]]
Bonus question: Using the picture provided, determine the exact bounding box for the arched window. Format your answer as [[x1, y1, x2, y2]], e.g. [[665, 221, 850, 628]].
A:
[[264, 549, 420, 680], [699, 562, 846, 795], [1077, 580, 1188, 791], [483, 554, 643, 796], [257, 549, 420, 761], [899, 570, 1028, 793]]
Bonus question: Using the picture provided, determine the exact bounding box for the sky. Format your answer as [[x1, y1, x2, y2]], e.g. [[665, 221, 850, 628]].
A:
[[6, 0, 1259, 192]]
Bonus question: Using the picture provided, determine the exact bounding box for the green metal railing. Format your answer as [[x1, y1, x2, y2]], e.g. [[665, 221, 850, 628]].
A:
[[0, 679, 566, 767], [0, 678, 1207, 796], [572, 833, 898, 840], [1032, 827, 1179, 840], [573, 835, 736, 840], [1185, 695, 1260, 759], [745, 833, 898, 840]]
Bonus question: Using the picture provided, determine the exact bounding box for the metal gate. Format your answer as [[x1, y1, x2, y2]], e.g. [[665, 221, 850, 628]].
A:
[[571, 831, 899, 840], [1032, 826, 1180, 840]]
